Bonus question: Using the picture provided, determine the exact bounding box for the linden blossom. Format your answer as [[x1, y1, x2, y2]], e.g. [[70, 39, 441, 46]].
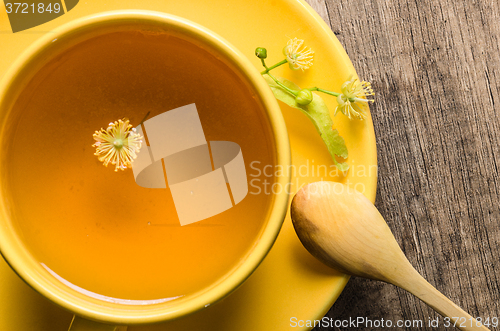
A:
[[249, 160, 378, 179], [92, 118, 143, 172], [256, 38, 375, 172]]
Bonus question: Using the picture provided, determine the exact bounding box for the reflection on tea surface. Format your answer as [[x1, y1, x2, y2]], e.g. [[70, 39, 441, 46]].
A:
[[3, 30, 276, 301]]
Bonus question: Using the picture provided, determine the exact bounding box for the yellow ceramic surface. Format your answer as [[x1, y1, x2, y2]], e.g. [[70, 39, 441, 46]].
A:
[[0, 0, 377, 330], [0, 9, 291, 327]]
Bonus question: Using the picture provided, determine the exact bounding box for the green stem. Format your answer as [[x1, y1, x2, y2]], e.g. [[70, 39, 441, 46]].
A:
[[260, 58, 269, 71], [308, 87, 341, 97], [261, 59, 288, 74], [265, 72, 298, 96]]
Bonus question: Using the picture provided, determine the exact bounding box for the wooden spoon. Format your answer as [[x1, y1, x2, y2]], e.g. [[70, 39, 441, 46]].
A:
[[291, 181, 489, 331]]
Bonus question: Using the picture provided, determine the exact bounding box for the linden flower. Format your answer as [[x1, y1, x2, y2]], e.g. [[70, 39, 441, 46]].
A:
[[92, 119, 143, 171], [284, 38, 314, 71], [334, 75, 375, 120]]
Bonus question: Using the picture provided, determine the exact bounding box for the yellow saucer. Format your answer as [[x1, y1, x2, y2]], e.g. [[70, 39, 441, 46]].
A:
[[0, 0, 377, 330]]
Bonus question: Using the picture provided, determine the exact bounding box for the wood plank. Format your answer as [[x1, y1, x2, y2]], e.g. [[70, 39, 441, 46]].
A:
[[303, 0, 500, 329]]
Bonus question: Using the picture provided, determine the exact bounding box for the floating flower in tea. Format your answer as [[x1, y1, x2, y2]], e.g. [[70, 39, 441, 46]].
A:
[[92, 118, 143, 171]]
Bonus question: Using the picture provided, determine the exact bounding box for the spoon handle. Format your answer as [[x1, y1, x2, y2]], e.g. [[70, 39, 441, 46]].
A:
[[394, 270, 490, 331]]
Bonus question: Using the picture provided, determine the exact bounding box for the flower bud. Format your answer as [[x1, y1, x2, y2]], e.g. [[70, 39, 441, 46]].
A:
[[296, 89, 313, 105], [255, 47, 267, 59]]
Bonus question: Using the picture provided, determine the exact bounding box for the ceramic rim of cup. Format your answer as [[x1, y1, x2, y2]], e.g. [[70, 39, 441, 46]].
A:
[[0, 10, 291, 325]]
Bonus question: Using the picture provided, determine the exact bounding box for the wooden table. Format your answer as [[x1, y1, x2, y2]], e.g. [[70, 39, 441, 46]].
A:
[[305, 0, 500, 329]]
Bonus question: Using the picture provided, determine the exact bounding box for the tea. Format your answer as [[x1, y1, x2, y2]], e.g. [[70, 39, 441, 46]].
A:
[[2, 30, 275, 301]]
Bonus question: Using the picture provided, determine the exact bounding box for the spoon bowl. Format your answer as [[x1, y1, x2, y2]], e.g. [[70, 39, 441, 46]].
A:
[[291, 181, 489, 331]]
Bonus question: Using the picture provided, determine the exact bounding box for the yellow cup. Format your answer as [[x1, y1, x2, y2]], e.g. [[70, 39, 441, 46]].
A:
[[0, 11, 290, 330]]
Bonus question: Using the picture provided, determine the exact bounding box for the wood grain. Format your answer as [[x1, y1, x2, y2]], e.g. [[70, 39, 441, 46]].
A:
[[303, 0, 500, 330]]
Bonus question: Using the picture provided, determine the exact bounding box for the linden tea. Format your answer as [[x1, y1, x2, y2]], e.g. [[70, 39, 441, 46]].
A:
[[2, 30, 276, 301]]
